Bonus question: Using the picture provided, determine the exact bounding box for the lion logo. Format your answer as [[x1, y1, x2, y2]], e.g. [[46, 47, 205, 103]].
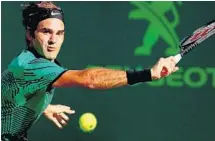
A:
[[129, 1, 182, 56]]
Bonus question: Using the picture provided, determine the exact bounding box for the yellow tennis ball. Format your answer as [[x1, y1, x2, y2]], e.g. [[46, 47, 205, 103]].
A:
[[79, 113, 97, 133]]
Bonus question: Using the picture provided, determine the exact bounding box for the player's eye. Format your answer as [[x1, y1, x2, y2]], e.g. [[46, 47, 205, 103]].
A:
[[57, 31, 65, 36], [41, 28, 52, 34]]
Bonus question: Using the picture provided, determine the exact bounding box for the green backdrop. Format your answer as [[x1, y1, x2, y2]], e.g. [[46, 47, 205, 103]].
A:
[[1, 1, 215, 141]]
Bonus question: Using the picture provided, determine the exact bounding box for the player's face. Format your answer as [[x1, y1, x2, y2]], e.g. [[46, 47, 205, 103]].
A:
[[33, 18, 65, 60]]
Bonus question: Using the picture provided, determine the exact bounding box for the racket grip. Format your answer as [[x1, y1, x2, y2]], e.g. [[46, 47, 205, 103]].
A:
[[174, 54, 182, 64], [160, 54, 182, 77]]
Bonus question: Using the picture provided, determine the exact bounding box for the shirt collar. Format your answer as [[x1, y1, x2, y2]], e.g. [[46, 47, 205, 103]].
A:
[[27, 47, 62, 66]]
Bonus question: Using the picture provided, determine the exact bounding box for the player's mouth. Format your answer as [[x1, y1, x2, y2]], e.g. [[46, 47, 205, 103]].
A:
[[47, 46, 56, 52]]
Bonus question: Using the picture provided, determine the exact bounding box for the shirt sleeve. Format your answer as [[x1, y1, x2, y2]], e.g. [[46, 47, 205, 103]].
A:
[[21, 58, 68, 93]]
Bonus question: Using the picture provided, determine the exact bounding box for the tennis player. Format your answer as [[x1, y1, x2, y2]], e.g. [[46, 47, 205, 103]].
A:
[[1, 2, 178, 141]]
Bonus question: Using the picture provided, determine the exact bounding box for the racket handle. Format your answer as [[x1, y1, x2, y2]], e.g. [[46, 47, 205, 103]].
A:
[[160, 54, 182, 77], [174, 54, 182, 64]]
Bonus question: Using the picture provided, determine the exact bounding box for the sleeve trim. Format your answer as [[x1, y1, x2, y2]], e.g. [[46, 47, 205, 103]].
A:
[[46, 69, 69, 92]]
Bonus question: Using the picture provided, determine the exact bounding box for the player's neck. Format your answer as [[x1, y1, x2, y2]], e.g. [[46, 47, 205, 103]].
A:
[[27, 47, 54, 61]]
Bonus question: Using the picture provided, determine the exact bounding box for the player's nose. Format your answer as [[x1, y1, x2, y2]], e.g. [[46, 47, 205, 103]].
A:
[[48, 34, 57, 45]]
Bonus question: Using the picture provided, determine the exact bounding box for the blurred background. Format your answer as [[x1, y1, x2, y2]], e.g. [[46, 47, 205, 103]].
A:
[[1, 1, 215, 141]]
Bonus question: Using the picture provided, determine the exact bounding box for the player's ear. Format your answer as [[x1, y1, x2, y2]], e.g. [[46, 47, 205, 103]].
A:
[[26, 29, 35, 47], [26, 29, 33, 41]]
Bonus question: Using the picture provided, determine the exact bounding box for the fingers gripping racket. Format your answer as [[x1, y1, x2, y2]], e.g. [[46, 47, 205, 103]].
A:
[[161, 20, 215, 76]]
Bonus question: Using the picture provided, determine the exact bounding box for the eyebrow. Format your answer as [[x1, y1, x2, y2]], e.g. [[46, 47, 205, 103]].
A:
[[40, 28, 65, 33], [57, 30, 65, 33]]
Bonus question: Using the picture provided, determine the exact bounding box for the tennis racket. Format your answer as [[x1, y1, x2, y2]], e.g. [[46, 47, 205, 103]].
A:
[[161, 20, 215, 76]]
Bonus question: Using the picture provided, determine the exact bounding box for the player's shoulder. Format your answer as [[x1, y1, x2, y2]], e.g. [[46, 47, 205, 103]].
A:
[[9, 49, 38, 69], [8, 49, 49, 72], [5, 49, 33, 77]]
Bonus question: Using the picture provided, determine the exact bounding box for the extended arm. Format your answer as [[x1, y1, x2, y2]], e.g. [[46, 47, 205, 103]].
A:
[[53, 68, 128, 89], [53, 56, 179, 90]]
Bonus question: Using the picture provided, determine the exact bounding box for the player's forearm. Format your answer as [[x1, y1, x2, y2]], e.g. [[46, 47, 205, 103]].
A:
[[66, 68, 127, 89], [53, 68, 152, 89], [80, 68, 128, 89], [53, 68, 127, 89]]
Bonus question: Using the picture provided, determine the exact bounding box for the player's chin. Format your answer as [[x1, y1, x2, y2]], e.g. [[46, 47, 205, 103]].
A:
[[45, 53, 57, 60]]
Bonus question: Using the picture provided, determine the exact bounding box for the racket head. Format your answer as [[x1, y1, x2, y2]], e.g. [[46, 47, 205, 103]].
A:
[[161, 20, 215, 77], [179, 20, 215, 56]]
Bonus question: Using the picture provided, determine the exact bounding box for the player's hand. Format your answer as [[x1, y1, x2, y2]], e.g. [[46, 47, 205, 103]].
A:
[[151, 56, 179, 80], [43, 104, 75, 129]]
